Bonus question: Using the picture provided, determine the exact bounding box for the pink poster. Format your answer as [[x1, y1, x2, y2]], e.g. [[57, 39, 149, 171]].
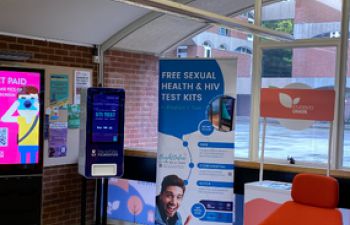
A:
[[0, 70, 41, 164]]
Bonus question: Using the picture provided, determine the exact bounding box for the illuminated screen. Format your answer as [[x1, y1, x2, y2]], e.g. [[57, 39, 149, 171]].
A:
[[92, 94, 119, 142], [0, 69, 41, 165]]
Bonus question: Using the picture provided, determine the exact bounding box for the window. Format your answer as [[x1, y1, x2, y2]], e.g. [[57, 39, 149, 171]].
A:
[[218, 27, 230, 36], [235, 46, 252, 55], [262, 49, 292, 77], [342, 22, 350, 167], [203, 41, 212, 58], [176, 46, 188, 58], [259, 47, 336, 164], [343, 86, 350, 167], [247, 17, 254, 41], [313, 31, 341, 39], [262, 0, 341, 40], [219, 44, 227, 51]]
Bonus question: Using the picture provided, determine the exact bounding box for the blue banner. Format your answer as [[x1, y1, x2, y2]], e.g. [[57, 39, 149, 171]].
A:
[[156, 59, 237, 225]]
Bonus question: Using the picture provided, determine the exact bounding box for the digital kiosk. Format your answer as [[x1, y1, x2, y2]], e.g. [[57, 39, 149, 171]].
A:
[[79, 88, 125, 178]]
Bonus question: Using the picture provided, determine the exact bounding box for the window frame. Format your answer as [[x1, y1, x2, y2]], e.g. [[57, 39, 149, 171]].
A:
[[250, 37, 343, 169]]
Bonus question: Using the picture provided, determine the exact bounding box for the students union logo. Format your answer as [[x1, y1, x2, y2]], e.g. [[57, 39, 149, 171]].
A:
[[279, 93, 300, 109], [279, 93, 314, 115]]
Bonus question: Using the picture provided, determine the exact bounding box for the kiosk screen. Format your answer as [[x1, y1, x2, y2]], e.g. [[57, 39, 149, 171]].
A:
[[92, 94, 119, 143]]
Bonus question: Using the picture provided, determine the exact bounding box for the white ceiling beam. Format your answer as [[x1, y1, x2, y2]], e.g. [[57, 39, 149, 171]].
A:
[[102, 0, 194, 53], [112, 0, 294, 41]]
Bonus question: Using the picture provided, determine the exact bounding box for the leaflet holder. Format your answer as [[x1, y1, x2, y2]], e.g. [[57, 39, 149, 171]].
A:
[[78, 88, 125, 178]]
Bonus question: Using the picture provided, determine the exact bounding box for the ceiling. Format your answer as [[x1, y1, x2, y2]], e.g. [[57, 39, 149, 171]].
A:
[[0, 0, 265, 55]]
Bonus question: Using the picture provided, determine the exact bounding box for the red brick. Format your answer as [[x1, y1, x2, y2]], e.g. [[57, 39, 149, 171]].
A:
[[55, 49, 68, 56], [17, 38, 33, 45], [0, 35, 16, 42], [8, 44, 24, 50], [25, 45, 40, 52], [0, 42, 7, 48], [33, 40, 48, 46], [48, 42, 62, 48], [41, 47, 55, 54]]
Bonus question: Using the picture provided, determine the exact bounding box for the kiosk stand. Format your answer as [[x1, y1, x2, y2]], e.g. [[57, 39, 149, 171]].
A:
[[78, 87, 125, 225]]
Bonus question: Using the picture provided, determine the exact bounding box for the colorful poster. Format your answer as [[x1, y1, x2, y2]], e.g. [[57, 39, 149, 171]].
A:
[[157, 59, 237, 225], [108, 178, 156, 225], [48, 107, 68, 158], [50, 74, 69, 105], [48, 74, 69, 158], [0, 69, 42, 164], [74, 70, 91, 104], [68, 104, 80, 128]]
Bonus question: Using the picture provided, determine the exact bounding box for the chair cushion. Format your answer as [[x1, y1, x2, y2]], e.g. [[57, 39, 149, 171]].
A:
[[292, 174, 339, 208], [259, 201, 342, 225]]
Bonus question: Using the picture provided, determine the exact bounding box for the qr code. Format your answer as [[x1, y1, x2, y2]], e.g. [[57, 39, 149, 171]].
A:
[[0, 128, 8, 147]]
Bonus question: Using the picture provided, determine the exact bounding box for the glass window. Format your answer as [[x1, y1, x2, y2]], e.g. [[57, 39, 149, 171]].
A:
[[164, 12, 254, 159], [235, 46, 252, 55], [203, 45, 212, 58], [219, 44, 227, 50], [177, 46, 188, 58], [262, 0, 342, 40], [342, 38, 350, 166], [260, 47, 336, 164], [218, 27, 230, 36]]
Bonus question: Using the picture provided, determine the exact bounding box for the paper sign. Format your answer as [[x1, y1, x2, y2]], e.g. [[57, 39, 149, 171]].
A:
[[74, 70, 91, 104]]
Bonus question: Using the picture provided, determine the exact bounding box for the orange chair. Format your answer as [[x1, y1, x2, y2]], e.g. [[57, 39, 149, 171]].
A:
[[259, 174, 342, 225]]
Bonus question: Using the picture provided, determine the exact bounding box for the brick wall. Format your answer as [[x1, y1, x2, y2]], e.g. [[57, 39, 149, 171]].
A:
[[0, 34, 97, 225], [295, 0, 341, 23], [103, 49, 159, 150]]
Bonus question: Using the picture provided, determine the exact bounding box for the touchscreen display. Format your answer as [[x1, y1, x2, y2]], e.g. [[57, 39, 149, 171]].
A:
[[92, 94, 119, 143], [0, 69, 42, 165]]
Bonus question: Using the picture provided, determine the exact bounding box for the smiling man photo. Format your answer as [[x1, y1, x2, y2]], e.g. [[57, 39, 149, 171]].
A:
[[155, 174, 192, 225]]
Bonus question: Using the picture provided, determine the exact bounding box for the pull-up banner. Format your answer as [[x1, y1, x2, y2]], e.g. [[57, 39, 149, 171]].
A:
[[156, 59, 237, 225], [260, 88, 335, 121]]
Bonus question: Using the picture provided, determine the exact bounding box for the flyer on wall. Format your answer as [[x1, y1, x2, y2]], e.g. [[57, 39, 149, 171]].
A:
[[68, 104, 80, 128], [48, 74, 69, 158], [157, 59, 237, 225], [48, 106, 68, 158], [74, 70, 91, 104]]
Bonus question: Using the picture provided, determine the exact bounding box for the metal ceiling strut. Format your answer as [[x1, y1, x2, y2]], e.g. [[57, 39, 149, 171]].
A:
[[112, 0, 294, 41]]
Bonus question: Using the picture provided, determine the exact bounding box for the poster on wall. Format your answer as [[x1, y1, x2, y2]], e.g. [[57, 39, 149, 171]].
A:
[[74, 70, 91, 104], [157, 59, 237, 225], [50, 74, 69, 105], [68, 104, 80, 128], [48, 74, 69, 158], [48, 106, 68, 158], [0, 68, 43, 166]]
